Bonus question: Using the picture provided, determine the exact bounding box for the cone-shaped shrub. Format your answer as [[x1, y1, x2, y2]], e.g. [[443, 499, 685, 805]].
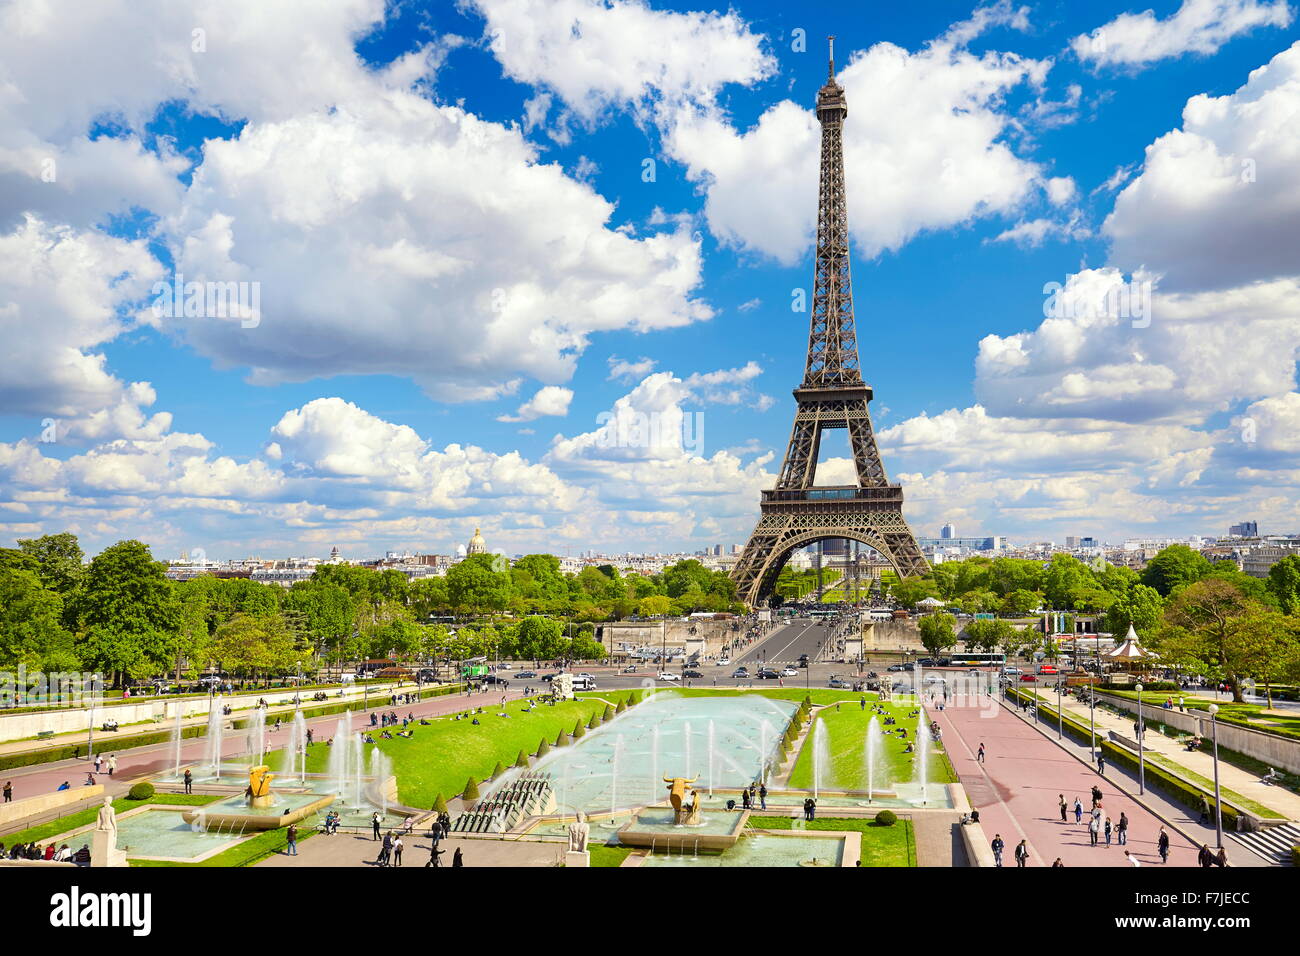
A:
[[515, 750, 530, 768], [462, 777, 480, 801], [433, 792, 448, 814], [537, 737, 551, 757], [615, 698, 627, 713], [587, 713, 598, 729], [573, 720, 586, 739], [602, 704, 614, 721], [490, 761, 506, 780], [555, 729, 568, 747]]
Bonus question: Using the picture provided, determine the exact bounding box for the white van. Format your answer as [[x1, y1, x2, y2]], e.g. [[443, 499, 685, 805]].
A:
[[571, 675, 597, 690]]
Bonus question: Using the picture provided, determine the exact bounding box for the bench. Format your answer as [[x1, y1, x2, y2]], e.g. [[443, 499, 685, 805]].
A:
[[36, 730, 55, 740]]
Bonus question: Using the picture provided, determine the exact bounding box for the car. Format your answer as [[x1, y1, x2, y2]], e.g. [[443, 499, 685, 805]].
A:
[[886, 664, 906, 672], [781, 667, 798, 677], [757, 668, 780, 679], [484, 674, 508, 685], [516, 671, 537, 679], [1038, 665, 1058, 675], [496, 663, 512, 670], [683, 669, 703, 678], [924, 674, 947, 684], [731, 668, 751, 679], [540, 673, 559, 682], [828, 678, 851, 689], [1001, 666, 1023, 676], [717, 657, 731, 666], [916, 658, 936, 667], [1019, 673, 1038, 682], [657, 672, 681, 682], [902, 662, 915, 671]]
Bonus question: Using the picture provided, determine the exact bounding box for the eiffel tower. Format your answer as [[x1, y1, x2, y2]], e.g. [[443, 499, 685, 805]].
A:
[[731, 38, 928, 607]]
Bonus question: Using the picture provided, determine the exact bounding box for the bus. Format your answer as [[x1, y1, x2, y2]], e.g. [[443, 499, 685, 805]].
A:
[[947, 652, 1006, 668], [808, 609, 837, 621]]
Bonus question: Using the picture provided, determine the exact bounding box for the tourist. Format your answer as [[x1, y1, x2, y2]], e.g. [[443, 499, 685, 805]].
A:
[[57, 781, 70, 791], [1014, 839, 1028, 868], [184, 769, 193, 794], [393, 834, 404, 866], [1157, 828, 1170, 863], [94, 753, 102, 774], [1058, 794, 1067, 823], [1088, 816, 1099, 847], [84, 773, 95, 786], [107, 754, 117, 777], [74, 844, 91, 865], [1096, 753, 1105, 776], [1197, 843, 1215, 868], [1051, 857, 1064, 868], [976, 742, 985, 764], [1215, 846, 1229, 867], [3, 780, 12, 803], [1073, 797, 1083, 824], [1104, 817, 1112, 847], [285, 824, 298, 856], [1125, 851, 1141, 867], [452, 846, 464, 867], [759, 783, 767, 810], [1117, 812, 1128, 846], [990, 833, 1004, 867], [372, 811, 382, 841]]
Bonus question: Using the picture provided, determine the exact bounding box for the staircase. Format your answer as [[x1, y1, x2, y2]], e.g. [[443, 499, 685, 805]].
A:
[[1230, 821, 1300, 865]]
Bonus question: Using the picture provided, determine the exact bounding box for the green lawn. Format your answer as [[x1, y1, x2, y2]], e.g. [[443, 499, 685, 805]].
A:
[[748, 814, 916, 866], [298, 691, 639, 809], [1101, 691, 1300, 741], [589, 844, 632, 867], [786, 703, 958, 791]]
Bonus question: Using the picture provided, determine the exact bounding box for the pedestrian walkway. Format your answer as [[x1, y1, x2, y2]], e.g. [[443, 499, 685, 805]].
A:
[[257, 831, 561, 867], [933, 695, 1197, 867], [1050, 691, 1300, 820]]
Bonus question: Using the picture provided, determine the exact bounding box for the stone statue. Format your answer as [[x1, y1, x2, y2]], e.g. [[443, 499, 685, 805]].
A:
[[95, 795, 117, 835], [567, 810, 589, 853]]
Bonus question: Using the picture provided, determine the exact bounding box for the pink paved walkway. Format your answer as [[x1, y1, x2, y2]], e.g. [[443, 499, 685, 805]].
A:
[[933, 697, 1199, 867], [0, 686, 527, 807]]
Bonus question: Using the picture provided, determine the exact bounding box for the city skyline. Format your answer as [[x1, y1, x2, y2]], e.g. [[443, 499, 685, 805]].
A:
[[2, 0, 1299, 559]]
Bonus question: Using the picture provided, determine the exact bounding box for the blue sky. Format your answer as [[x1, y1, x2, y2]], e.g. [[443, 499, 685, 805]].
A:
[[1, 0, 1298, 561]]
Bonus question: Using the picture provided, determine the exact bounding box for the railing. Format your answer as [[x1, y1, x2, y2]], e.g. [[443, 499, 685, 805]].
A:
[[762, 486, 903, 503]]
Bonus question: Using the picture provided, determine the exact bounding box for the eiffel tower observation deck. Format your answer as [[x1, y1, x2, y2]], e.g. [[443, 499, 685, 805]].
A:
[[732, 37, 928, 607]]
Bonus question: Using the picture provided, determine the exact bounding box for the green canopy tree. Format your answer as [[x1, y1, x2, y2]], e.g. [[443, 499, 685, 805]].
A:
[[918, 613, 958, 657], [1141, 544, 1211, 596]]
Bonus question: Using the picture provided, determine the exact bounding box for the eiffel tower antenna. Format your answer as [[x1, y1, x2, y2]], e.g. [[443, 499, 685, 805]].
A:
[[731, 36, 928, 608]]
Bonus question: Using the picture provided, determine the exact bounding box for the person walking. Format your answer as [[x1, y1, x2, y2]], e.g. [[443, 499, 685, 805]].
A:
[[1088, 816, 1099, 847], [1051, 857, 1064, 868], [393, 834, 404, 867], [1058, 794, 1067, 822], [107, 754, 117, 777], [2, 781, 11, 803], [1073, 797, 1083, 824], [285, 824, 298, 856], [1104, 817, 1112, 847], [452, 846, 464, 867], [1197, 843, 1215, 868], [426, 842, 444, 867], [759, 783, 767, 810], [1157, 827, 1170, 864], [93, 753, 102, 774], [977, 742, 986, 764], [990, 834, 1004, 867], [372, 811, 381, 841], [183, 769, 193, 794], [1014, 839, 1029, 868], [1117, 812, 1128, 846], [1096, 753, 1106, 776]]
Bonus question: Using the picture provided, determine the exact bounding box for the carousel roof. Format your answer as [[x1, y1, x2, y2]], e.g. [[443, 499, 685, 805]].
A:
[[1105, 624, 1157, 659]]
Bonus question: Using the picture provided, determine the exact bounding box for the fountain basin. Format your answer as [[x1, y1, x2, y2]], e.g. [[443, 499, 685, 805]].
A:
[[616, 807, 749, 852], [638, 830, 857, 867], [182, 791, 334, 831]]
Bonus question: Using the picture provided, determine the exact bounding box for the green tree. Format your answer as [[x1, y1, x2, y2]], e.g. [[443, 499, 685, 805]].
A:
[[1141, 544, 1211, 596], [1265, 554, 1300, 616], [1103, 584, 1164, 640], [1000, 589, 1041, 617], [446, 554, 512, 614], [918, 613, 958, 657], [0, 562, 78, 670], [16, 532, 85, 601], [73, 540, 181, 685]]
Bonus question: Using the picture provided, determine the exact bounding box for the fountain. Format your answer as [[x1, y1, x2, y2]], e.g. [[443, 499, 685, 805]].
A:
[[182, 763, 333, 831], [368, 748, 391, 815], [812, 718, 831, 799], [169, 710, 184, 779], [290, 709, 308, 784], [707, 721, 716, 798], [245, 705, 267, 765], [204, 703, 224, 780], [324, 713, 352, 799], [865, 715, 886, 802], [915, 719, 930, 805]]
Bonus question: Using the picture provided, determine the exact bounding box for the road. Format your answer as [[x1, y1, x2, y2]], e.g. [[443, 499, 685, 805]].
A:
[[733, 617, 833, 667]]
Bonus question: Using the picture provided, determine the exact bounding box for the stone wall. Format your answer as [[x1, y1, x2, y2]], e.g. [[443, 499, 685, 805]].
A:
[[0, 783, 105, 829]]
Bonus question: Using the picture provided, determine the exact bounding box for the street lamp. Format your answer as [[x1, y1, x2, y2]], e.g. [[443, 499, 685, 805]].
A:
[[1056, 677, 1063, 740], [1207, 702, 1223, 849], [1135, 682, 1145, 796]]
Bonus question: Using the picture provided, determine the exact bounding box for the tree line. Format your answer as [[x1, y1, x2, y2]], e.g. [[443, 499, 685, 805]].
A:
[[0, 535, 740, 685]]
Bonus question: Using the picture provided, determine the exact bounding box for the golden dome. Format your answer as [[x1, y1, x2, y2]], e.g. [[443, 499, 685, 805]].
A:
[[467, 526, 487, 555]]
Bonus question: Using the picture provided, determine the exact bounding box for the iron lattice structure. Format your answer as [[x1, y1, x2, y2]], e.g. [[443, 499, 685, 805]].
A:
[[732, 41, 928, 607]]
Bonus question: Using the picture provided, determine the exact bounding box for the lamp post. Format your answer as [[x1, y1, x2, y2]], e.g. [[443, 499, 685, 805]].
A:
[[1207, 703, 1223, 849], [1135, 682, 1145, 796], [1056, 678, 1063, 740]]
